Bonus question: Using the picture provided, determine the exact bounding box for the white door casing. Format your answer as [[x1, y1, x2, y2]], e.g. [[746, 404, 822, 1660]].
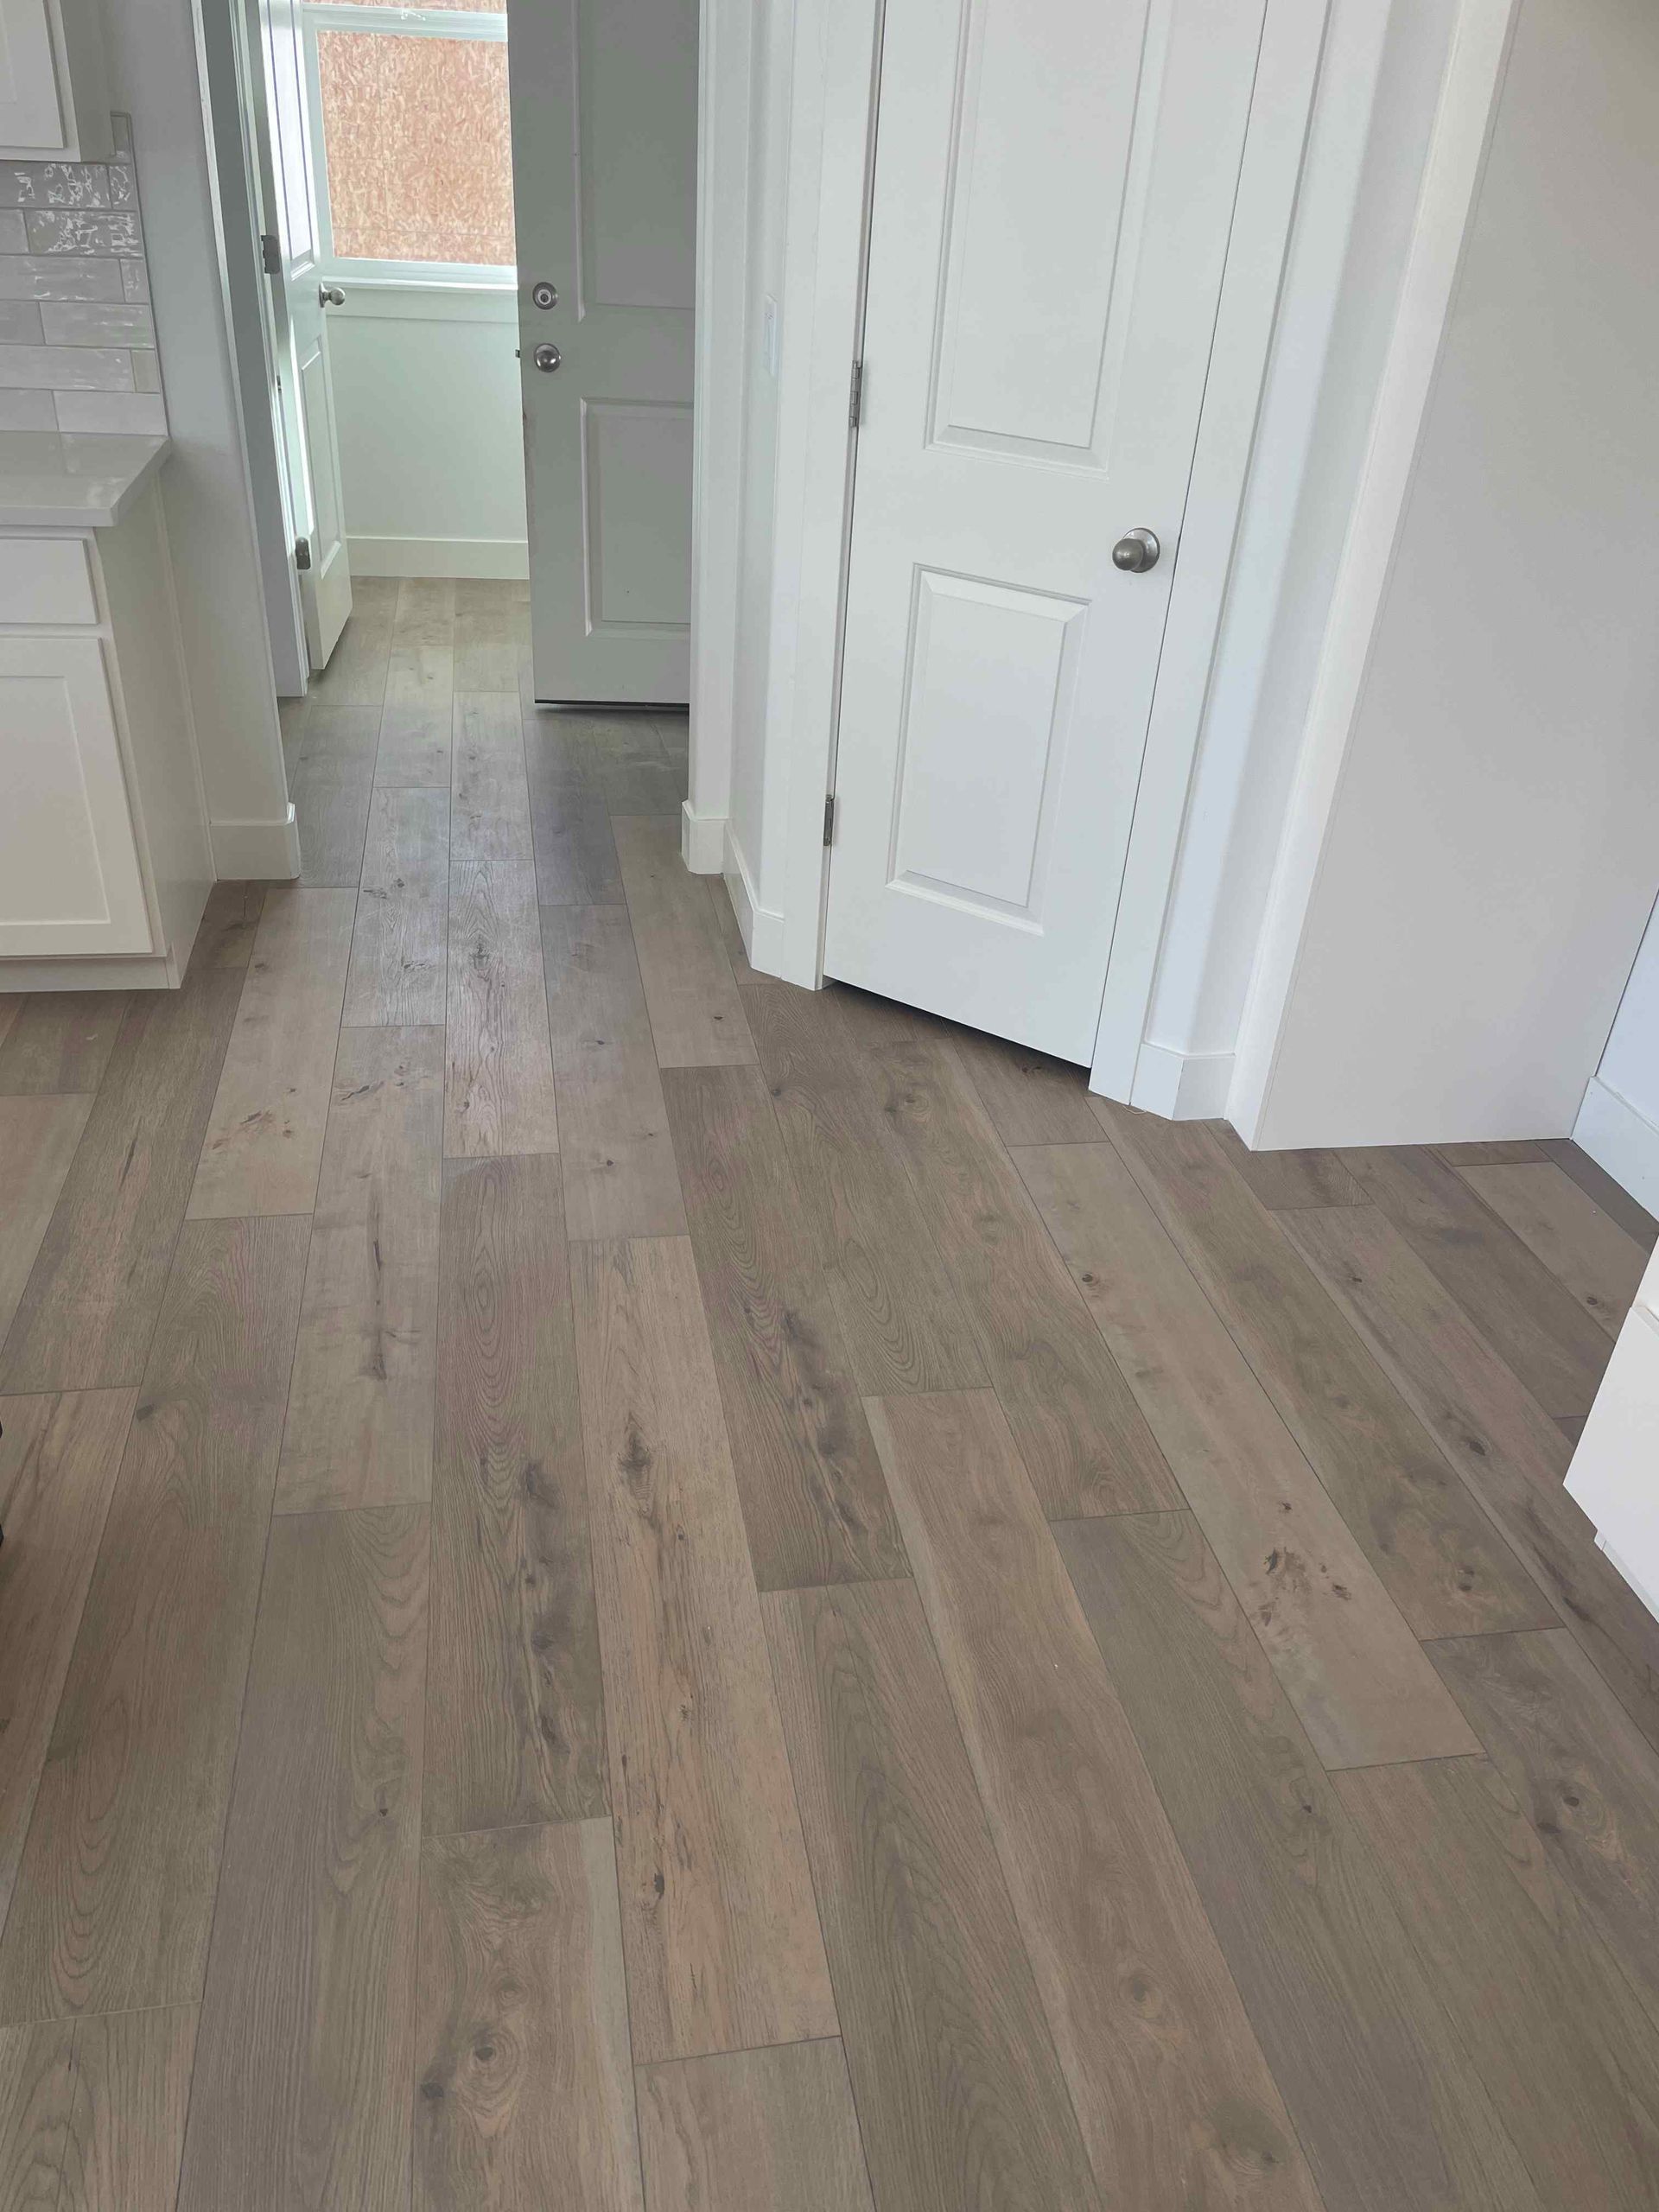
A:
[[508, 0, 698, 705], [262, 0, 352, 671], [824, 0, 1268, 1062]]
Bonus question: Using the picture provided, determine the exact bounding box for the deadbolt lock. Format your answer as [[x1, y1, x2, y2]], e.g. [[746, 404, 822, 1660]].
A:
[[531, 280, 557, 309]]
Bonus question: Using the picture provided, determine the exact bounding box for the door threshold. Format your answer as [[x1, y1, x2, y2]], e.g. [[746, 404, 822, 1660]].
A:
[[532, 698, 689, 714]]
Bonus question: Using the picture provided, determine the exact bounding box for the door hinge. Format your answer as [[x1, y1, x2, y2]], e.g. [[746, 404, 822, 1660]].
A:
[[823, 792, 838, 847], [849, 359, 864, 429], [260, 230, 281, 277], [294, 535, 312, 572]]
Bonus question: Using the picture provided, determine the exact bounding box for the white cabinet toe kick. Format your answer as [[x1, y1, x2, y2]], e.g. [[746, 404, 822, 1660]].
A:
[[1, 470, 213, 991]]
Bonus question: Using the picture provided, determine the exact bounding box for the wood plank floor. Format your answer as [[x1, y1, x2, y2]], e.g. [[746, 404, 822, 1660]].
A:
[[4, 578, 1659, 2209]]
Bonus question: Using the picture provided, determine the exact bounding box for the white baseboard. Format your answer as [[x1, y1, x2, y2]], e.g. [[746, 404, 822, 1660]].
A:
[[348, 535, 530, 582], [1127, 1041, 1236, 1121], [1573, 1075, 1659, 1220], [681, 802, 727, 874], [211, 805, 302, 880], [722, 825, 786, 975], [0, 949, 181, 990]]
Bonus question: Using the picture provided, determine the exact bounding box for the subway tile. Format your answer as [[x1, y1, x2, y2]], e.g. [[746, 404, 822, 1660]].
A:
[[0, 302, 44, 343], [23, 208, 143, 256], [0, 343, 133, 390], [0, 390, 54, 429], [0, 162, 111, 208], [109, 162, 136, 208], [39, 299, 155, 346], [53, 388, 167, 434], [123, 257, 150, 302], [0, 255, 125, 302], [0, 212, 25, 251], [131, 346, 161, 393]]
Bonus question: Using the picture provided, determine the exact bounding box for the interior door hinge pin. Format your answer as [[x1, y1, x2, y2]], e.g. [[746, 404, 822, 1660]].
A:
[[260, 231, 281, 276], [823, 792, 838, 847], [849, 359, 864, 429], [294, 535, 312, 571]]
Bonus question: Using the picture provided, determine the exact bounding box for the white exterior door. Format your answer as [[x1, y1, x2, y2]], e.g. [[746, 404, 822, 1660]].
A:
[[824, 0, 1267, 1061], [261, 0, 352, 670], [508, 0, 697, 705]]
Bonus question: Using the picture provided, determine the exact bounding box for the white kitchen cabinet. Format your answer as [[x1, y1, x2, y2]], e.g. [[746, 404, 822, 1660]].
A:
[[0, 451, 213, 987], [0, 0, 111, 162]]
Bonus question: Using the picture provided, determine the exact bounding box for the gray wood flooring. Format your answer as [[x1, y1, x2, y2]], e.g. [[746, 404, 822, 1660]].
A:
[[3, 575, 1658, 2210]]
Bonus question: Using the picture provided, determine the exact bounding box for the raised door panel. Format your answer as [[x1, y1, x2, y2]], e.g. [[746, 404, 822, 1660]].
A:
[[0, 0, 64, 150], [584, 399, 693, 632], [0, 636, 153, 956], [575, 0, 697, 313]]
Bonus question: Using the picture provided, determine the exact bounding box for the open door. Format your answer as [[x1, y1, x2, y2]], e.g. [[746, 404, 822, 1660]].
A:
[[257, 0, 353, 671], [507, 0, 697, 706]]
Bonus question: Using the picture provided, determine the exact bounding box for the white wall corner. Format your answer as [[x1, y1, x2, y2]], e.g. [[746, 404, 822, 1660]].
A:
[[211, 804, 302, 881], [681, 802, 728, 874], [723, 822, 786, 975], [1122, 1040, 1236, 1122]]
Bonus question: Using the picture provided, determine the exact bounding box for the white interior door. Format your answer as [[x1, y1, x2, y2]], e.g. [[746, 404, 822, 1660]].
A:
[[262, 0, 352, 671], [825, 0, 1267, 1061], [507, 0, 697, 705]]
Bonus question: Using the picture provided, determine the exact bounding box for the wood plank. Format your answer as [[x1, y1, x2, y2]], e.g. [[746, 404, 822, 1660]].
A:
[[191, 880, 265, 970], [1427, 1627, 1659, 2029], [1210, 1122, 1365, 1210], [867, 1390, 1319, 2210], [287, 702, 378, 888], [638, 2040, 874, 2212], [575, 715, 686, 816], [613, 816, 755, 1068], [188, 886, 357, 1218], [451, 692, 534, 868], [571, 1235, 835, 2062], [1337, 1753, 1659, 2209], [445, 859, 560, 1157], [310, 575, 395, 707], [377, 703, 452, 790], [63, 2004, 197, 2212], [1540, 1137, 1659, 1253], [0, 1094, 92, 1355], [0, 2019, 73, 2205], [425, 1154, 607, 1834], [542, 903, 687, 1240], [1557, 1412, 1586, 1446], [858, 1036, 1179, 1516], [724, 944, 988, 1400], [1100, 1106, 1551, 1637], [1059, 1510, 1545, 2212], [663, 1065, 905, 1590], [0, 968, 243, 1392], [0, 999, 16, 1056], [0, 1217, 308, 2020], [950, 1028, 1103, 1145], [385, 576, 454, 711], [414, 1821, 642, 2212], [764, 1577, 1104, 2212], [0, 1390, 135, 1927], [1436, 1140, 1548, 1166], [1340, 1145, 1613, 1416], [0, 995, 126, 1095], [524, 720, 623, 906], [274, 1027, 442, 1513], [344, 785, 450, 1027], [1457, 1160, 1647, 1338], [1016, 1141, 1487, 1763], [452, 579, 522, 694], [175, 1503, 427, 2212], [1282, 1200, 1659, 1752]]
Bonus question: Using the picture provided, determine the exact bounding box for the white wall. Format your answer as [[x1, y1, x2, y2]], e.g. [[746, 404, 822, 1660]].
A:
[[330, 286, 527, 579], [99, 0, 296, 879], [1237, 0, 1659, 1147], [1577, 899, 1659, 1215]]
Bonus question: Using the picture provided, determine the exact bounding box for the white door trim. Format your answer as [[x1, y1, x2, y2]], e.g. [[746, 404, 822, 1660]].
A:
[[1228, 0, 1521, 1140]]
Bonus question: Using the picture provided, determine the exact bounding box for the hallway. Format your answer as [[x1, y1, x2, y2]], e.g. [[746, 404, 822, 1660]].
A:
[[3, 578, 1659, 2209]]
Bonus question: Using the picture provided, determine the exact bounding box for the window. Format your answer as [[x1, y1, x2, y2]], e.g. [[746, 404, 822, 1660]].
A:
[[301, 1, 515, 283]]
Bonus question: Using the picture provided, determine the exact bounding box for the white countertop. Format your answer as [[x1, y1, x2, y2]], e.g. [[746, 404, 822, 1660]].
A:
[[0, 431, 171, 530]]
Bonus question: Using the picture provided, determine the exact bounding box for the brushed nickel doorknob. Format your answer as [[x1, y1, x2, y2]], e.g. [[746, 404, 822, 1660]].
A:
[[319, 283, 346, 308], [533, 341, 562, 372], [1111, 526, 1160, 574]]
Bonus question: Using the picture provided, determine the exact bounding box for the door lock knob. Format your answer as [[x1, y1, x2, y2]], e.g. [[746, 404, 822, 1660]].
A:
[[1111, 526, 1160, 574], [319, 283, 346, 308], [533, 342, 562, 373]]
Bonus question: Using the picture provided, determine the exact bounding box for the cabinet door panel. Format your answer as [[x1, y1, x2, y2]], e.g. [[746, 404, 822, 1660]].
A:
[[0, 636, 154, 954]]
